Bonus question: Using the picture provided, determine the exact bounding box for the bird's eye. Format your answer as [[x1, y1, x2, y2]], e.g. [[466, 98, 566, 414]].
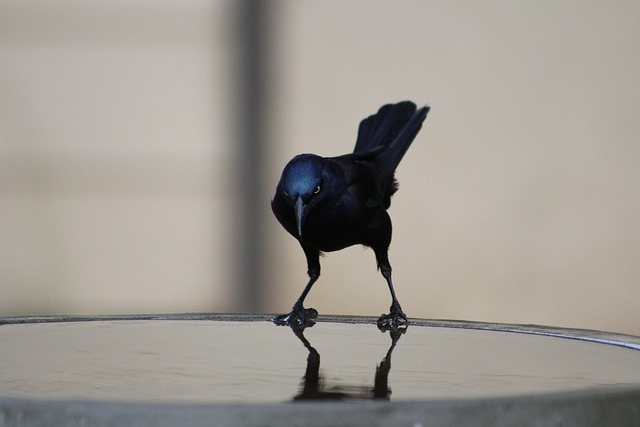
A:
[[313, 185, 321, 194], [283, 191, 289, 197]]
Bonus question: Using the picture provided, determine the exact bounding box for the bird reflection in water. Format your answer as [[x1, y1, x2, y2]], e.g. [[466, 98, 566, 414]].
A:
[[285, 322, 406, 401]]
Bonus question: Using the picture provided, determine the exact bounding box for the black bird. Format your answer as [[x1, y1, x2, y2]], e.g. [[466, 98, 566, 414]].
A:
[[272, 101, 430, 330]]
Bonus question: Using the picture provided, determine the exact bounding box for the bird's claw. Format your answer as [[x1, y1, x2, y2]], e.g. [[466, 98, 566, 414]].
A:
[[273, 306, 318, 330], [377, 306, 408, 332]]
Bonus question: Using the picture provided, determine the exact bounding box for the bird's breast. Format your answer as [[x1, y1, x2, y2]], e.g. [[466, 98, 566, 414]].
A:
[[299, 200, 369, 251]]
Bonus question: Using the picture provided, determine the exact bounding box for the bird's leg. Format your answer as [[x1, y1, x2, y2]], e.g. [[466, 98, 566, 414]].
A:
[[273, 245, 320, 329], [273, 273, 319, 329], [375, 252, 408, 331]]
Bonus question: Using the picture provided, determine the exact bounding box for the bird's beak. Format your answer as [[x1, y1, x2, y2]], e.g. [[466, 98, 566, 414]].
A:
[[294, 197, 307, 237]]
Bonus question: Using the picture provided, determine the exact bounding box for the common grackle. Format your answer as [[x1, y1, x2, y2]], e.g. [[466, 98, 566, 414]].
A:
[[272, 101, 430, 330]]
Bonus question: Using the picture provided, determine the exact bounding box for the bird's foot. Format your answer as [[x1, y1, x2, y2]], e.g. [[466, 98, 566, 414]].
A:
[[377, 304, 408, 332], [273, 305, 318, 330]]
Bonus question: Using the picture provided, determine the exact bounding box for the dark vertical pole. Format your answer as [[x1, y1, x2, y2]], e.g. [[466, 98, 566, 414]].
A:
[[234, 0, 268, 312]]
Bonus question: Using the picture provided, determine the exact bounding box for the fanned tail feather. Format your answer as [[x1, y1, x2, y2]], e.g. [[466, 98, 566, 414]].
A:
[[354, 101, 418, 153], [353, 101, 430, 177], [377, 105, 429, 178]]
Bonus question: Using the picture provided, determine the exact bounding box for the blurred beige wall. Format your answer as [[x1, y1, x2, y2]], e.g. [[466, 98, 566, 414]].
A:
[[0, 0, 238, 314], [1, 1, 639, 335]]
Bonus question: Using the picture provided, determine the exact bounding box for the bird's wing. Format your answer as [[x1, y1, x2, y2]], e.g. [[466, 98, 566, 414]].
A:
[[330, 156, 386, 209]]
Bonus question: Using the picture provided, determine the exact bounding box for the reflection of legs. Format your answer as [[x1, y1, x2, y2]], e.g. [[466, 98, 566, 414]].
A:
[[374, 327, 405, 399], [290, 326, 320, 400], [290, 315, 407, 401]]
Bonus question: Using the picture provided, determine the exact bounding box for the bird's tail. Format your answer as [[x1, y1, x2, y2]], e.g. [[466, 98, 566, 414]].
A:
[[353, 101, 430, 177]]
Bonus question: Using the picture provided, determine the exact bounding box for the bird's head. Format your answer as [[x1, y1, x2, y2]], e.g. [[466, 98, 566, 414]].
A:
[[276, 154, 327, 237]]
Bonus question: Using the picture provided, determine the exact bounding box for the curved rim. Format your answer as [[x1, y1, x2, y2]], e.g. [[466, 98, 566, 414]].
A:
[[2, 312, 639, 351]]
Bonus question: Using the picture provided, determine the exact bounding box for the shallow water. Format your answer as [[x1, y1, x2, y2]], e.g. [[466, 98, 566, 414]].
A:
[[2, 318, 640, 403]]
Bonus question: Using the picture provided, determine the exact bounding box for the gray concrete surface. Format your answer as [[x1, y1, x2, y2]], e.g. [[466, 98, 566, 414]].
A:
[[1, 387, 639, 427]]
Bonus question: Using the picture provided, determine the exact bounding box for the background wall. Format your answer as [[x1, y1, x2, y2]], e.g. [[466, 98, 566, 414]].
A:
[[1, 1, 639, 335]]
